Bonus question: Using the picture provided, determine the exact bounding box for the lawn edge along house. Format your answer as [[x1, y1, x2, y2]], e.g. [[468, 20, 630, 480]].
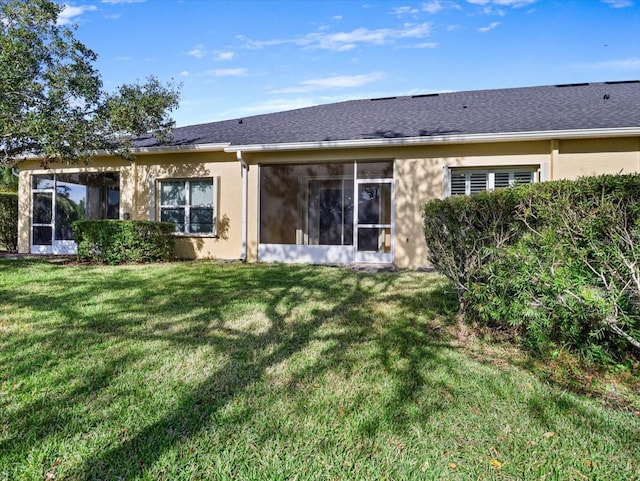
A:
[[16, 81, 640, 268]]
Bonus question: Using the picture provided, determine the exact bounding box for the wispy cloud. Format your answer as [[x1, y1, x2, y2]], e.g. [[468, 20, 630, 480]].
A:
[[57, 5, 97, 25], [478, 21, 501, 32], [219, 98, 318, 119], [573, 57, 640, 70], [204, 68, 248, 77], [215, 51, 236, 61], [467, 0, 537, 6], [423, 1, 462, 13], [391, 6, 419, 17], [601, 0, 634, 7], [271, 72, 385, 94], [179, 71, 189, 77], [101, 0, 147, 3], [187, 45, 205, 58], [423, 1, 445, 14], [238, 23, 433, 52], [393, 1, 460, 15], [414, 42, 439, 48]]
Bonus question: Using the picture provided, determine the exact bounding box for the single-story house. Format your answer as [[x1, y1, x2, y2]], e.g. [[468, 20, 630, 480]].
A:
[[16, 80, 640, 268]]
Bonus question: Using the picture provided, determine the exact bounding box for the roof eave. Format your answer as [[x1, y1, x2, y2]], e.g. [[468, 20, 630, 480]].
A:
[[132, 142, 230, 155], [224, 127, 640, 153], [14, 142, 231, 163]]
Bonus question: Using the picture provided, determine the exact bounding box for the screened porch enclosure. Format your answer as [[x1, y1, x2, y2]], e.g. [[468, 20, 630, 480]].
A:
[[259, 161, 394, 264], [31, 172, 120, 254]]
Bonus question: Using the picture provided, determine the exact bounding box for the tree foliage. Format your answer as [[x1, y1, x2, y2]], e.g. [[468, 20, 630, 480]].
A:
[[0, 167, 18, 191], [0, 191, 18, 250], [0, 0, 180, 165]]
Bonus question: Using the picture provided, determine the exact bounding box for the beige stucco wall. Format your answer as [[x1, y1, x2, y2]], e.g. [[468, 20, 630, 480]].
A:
[[131, 152, 242, 260], [553, 138, 640, 180], [17, 151, 243, 261], [393, 141, 549, 268], [16, 136, 640, 267]]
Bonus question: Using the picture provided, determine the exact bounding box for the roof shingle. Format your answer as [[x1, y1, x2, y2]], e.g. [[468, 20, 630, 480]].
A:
[[135, 81, 640, 149]]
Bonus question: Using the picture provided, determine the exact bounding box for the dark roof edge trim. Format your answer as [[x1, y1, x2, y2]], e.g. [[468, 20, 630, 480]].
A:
[[224, 127, 640, 153]]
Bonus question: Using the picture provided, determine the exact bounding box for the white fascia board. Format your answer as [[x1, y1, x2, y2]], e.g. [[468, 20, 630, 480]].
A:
[[224, 127, 640, 153], [14, 142, 231, 163], [131, 143, 230, 155]]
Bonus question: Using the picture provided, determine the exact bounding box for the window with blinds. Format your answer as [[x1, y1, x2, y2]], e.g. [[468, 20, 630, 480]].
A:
[[449, 169, 535, 196]]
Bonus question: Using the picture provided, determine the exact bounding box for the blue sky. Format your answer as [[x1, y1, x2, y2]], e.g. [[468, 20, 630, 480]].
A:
[[57, 0, 640, 127]]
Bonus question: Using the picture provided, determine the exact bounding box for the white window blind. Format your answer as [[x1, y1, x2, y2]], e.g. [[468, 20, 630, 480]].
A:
[[448, 168, 535, 196]]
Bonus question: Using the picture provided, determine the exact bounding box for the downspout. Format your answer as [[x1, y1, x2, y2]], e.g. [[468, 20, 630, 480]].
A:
[[237, 150, 248, 262]]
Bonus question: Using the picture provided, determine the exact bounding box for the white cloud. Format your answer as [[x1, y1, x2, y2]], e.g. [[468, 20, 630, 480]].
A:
[[467, 0, 537, 6], [414, 42, 439, 48], [101, 0, 146, 3], [215, 51, 236, 61], [204, 68, 248, 77], [271, 72, 385, 94], [478, 21, 501, 32], [574, 57, 640, 70], [188, 45, 205, 58], [238, 22, 433, 52], [313, 23, 432, 50], [423, 1, 444, 13], [57, 5, 97, 25], [602, 0, 634, 7], [391, 6, 420, 16], [446, 24, 461, 31], [180, 70, 189, 77], [219, 98, 318, 119]]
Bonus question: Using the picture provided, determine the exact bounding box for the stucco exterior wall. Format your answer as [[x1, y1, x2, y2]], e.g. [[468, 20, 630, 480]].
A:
[[393, 141, 549, 268], [16, 152, 243, 261], [132, 152, 242, 260], [553, 138, 640, 180], [15, 135, 640, 267]]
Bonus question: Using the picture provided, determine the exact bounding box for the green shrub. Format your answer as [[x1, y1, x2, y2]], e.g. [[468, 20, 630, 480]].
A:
[[0, 192, 18, 251], [73, 220, 175, 265], [422, 186, 527, 313], [423, 174, 640, 363]]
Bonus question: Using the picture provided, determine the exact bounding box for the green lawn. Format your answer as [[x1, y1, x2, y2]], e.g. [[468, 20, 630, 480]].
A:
[[0, 259, 638, 480]]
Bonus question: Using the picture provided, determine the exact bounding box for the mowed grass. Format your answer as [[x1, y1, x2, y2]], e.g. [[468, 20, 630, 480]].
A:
[[0, 260, 638, 480]]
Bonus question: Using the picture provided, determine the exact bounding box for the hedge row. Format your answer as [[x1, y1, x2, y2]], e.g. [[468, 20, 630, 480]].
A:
[[72, 220, 175, 265], [0, 192, 18, 251], [423, 174, 640, 363]]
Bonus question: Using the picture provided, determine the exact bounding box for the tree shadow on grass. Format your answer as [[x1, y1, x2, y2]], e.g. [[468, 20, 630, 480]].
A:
[[6, 261, 636, 478], [0, 260, 463, 478]]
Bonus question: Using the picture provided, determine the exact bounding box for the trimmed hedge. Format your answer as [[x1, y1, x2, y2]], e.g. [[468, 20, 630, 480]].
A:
[[423, 174, 640, 362], [0, 192, 18, 251], [72, 220, 175, 265]]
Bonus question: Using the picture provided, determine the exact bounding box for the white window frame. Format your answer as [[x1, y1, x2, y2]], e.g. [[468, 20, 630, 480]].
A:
[[158, 177, 218, 236], [446, 167, 537, 196]]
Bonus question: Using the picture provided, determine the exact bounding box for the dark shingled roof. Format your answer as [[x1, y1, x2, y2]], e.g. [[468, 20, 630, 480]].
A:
[[135, 81, 640, 149]]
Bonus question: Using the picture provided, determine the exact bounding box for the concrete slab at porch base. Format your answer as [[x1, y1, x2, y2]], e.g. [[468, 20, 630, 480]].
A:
[[351, 263, 397, 273]]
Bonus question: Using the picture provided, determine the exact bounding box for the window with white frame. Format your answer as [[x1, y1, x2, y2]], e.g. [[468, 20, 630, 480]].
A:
[[159, 178, 217, 234], [448, 168, 535, 196]]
